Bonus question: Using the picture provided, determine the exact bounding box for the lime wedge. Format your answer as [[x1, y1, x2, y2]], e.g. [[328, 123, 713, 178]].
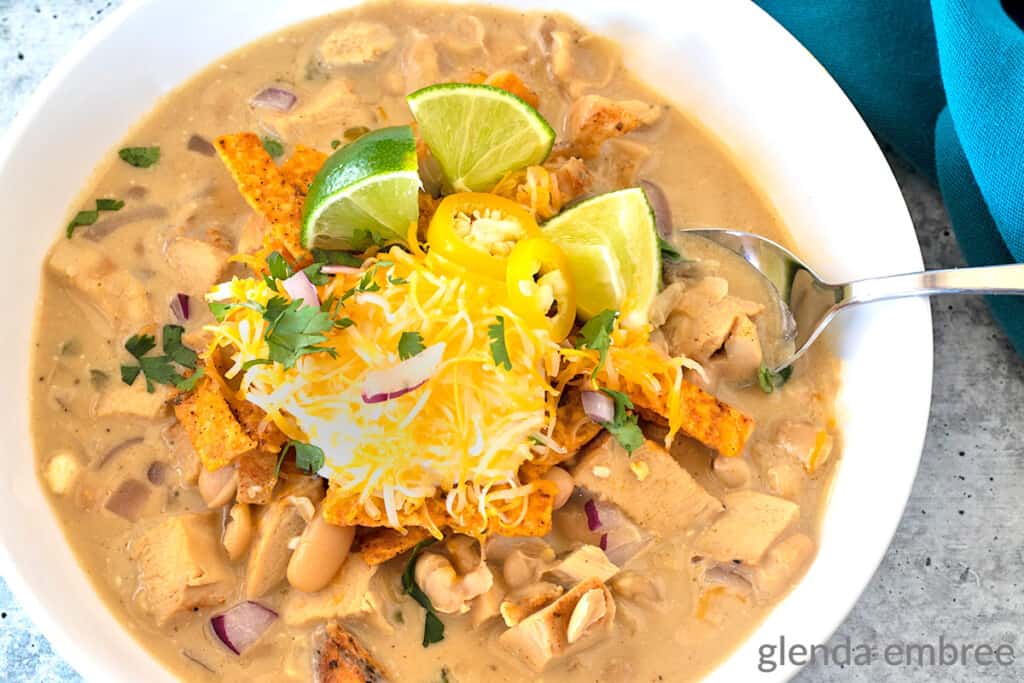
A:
[[407, 83, 555, 192], [302, 125, 420, 251], [542, 188, 659, 326]]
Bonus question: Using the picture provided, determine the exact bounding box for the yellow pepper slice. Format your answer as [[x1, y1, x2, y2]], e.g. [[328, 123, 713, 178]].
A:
[[506, 237, 577, 341], [426, 193, 540, 280]]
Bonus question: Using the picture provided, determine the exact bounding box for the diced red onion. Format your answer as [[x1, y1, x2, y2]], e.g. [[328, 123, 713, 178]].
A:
[[169, 293, 190, 321], [211, 601, 278, 655], [599, 533, 608, 551], [362, 342, 446, 404], [321, 264, 364, 275], [580, 390, 614, 424], [250, 87, 297, 113], [282, 270, 320, 307], [639, 180, 673, 238], [584, 499, 602, 531]]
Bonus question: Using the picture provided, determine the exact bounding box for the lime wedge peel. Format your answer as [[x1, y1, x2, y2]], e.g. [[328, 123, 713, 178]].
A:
[[541, 187, 659, 327], [407, 83, 556, 193], [302, 125, 421, 251]]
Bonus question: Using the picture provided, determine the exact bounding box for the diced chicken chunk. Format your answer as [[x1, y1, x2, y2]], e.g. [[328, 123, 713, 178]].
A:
[[403, 30, 441, 93], [747, 533, 815, 598], [568, 95, 662, 158], [245, 477, 324, 599], [545, 545, 619, 586], [572, 436, 723, 537], [500, 581, 564, 626], [129, 513, 233, 624], [165, 236, 229, 297], [317, 622, 387, 683], [693, 490, 799, 564], [651, 278, 764, 365], [281, 555, 378, 626], [95, 381, 172, 418], [710, 315, 764, 381], [48, 239, 152, 332], [775, 420, 834, 474], [318, 22, 396, 68], [499, 577, 616, 672]]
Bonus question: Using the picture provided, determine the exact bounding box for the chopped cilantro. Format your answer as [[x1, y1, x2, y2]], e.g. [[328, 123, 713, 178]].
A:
[[118, 146, 160, 168], [286, 439, 325, 474], [658, 236, 682, 263], [757, 364, 793, 394], [95, 198, 124, 212], [312, 248, 363, 267], [209, 301, 232, 322], [120, 327, 201, 393], [266, 251, 292, 280], [302, 262, 330, 287], [262, 296, 336, 368], [124, 333, 157, 359], [162, 324, 197, 369], [66, 197, 125, 237], [388, 274, 409, 285], [599, 388, 644, 454], [398, 331, 426, 360], [402, 539, 445, 646], [488, 316, 512, 371], [175, 366, 206, 392], [330, 139, 342, 150], [262, 136, 284, 158], [66, 210, 98, 238], [575, 310, 618, 378]]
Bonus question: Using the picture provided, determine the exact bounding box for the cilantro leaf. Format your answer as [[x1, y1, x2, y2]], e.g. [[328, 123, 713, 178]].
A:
[[576, 309, 618, 378], [757, 364, 793, 394], [286, 440, 325, 474], [402, 539, 445, 647], [330, 139, 342, 150], [95, 198, 124, 212], [66, 210, 98, 238], [658, 236, 682, 263], [398, 331, 426, 360], [120, 365, 141, 386], [600, 388, 644, 454], [124, 334, 157, 359], [209, 301, 232, 322], [175, 366, 206, 391], [118, 146, 161, 168], [162, 324, 197, 369], [388, 274, 409, 285], [488, 316, 512, 371], [266, 251, 292, 281], [138, 355, 180, 393], [262, 136, 284, 158], [302, 262, 330, 287], [262, 297, 336, 368], [312, 248, 363, 267]]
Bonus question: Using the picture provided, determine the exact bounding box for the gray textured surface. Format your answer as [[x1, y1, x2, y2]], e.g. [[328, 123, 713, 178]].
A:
[[1, 2, 1022, 682]]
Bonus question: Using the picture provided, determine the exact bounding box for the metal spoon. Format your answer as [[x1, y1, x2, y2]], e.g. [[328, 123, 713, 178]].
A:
[[675, 229, 1024, 372]]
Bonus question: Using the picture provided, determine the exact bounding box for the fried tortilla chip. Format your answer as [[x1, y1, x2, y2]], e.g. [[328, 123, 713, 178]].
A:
[[357, 527, 433, 566], [214, 133, 306, 259], [448, 481, 559, 538], [229, 399, 288, 454], [322, 487, 448, 533], [280, 145, 328, 197], [236, 450, 279, 505], [171, 375, 256, 471], [633, 382, 754, 457]]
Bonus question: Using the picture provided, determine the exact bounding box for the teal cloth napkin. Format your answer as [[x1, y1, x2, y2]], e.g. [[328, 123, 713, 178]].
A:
[[756, 0, 1024, 353]]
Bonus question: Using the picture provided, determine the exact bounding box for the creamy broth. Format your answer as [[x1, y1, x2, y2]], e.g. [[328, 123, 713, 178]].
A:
[[30, 2, 840, 682]]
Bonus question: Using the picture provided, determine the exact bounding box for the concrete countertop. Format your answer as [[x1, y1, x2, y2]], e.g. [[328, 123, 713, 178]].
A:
[[1, 1, 1021, 681]]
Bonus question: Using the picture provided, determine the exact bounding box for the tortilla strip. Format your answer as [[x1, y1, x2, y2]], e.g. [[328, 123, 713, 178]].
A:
[[236, 450, 279, 505], [521, 387, 603, 480], [357, 527, 433, 566], [633, 382, 754, 457], [280, 145, 328, 197], [230, 399, 288, 454], [171, 375, 256, 471], [214, 133, 306, 259]]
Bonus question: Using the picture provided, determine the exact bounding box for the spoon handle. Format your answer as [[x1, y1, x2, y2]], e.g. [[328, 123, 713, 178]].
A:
[[843, 263, 1024, 305]]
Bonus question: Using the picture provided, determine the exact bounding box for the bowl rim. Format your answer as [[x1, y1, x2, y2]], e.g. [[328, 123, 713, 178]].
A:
[[0, 1, 933, 681]]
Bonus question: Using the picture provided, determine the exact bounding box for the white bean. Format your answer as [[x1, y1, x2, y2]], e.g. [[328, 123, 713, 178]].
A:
[[198, 464, 237, 508], [222, 503, 253, 561], [541, 466, 575, 509], [286, 510, 355, 593]]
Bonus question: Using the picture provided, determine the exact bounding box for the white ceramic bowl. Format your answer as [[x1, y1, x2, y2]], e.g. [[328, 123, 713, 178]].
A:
[[0, 1, 932, 681]]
